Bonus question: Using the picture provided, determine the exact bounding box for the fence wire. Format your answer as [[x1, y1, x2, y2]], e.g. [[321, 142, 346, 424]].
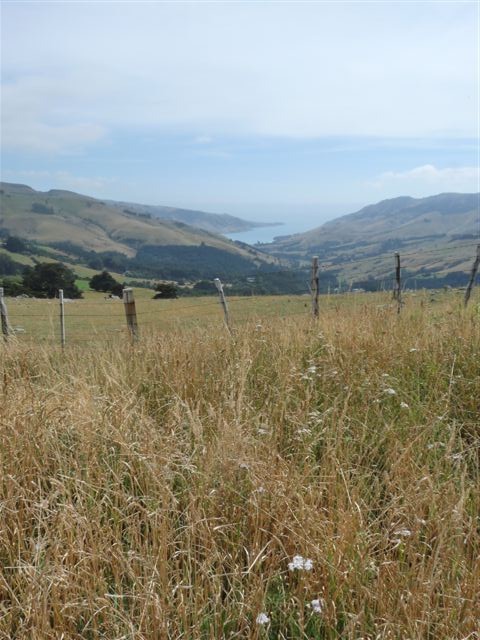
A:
[[1, 242, 478, 346]]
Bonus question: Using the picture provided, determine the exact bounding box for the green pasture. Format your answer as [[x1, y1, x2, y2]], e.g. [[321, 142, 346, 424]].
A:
[[3, 287, 474, 347]]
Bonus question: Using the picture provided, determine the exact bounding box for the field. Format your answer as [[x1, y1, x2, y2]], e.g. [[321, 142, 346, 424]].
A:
[[0, 290, 479, 639]]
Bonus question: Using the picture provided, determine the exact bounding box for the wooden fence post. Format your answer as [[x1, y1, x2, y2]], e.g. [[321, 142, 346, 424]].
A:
[[59, 289, 66, 349], [311, 256, 319, 319], [393, 252, 402, 314], [214, 278, 231, 332], [123, 287, 139, 340], [464, 244, 480, 308], [0, 287, 9, 341]]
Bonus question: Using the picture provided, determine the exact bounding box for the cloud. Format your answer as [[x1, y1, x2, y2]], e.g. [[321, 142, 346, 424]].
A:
[[0, 2, 476, 155], [369, 165, 479, 195]]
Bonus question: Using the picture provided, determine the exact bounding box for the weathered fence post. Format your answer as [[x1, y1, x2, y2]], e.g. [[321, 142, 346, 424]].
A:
[[214, 278, 231, 333], [123, 287, 139, 340], [464, 244, 480, 308], [59, 289, 66, 349], [311, 256, 319, 319], [0, 287, 9, 341], [393, 252, 402, 314]]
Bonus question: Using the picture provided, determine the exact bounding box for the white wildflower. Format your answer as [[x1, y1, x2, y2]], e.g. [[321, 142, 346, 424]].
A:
[[400, 402, 409, 409], [384, 388, 396, 396], [239, 463, 249, 470], [256, 612, 270, 625], [427, 441, 445, 450], [288, 555, 313, 571], [255, 486, 266, 494], [310, 598, 325, 614]]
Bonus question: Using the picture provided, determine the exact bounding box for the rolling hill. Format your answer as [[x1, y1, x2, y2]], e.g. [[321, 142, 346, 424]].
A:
[[262, 193, 480, 284], [0, 182, 279, 277]]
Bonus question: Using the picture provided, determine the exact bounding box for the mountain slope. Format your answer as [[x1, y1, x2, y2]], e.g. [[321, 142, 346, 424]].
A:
[[107, 199, 275, 234], [0, 183, 277, 271], [263, 193, 479, 280]]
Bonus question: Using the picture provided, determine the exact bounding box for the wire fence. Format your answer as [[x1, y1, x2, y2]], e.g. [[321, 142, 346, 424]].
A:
[[1, 244, 479, 347]]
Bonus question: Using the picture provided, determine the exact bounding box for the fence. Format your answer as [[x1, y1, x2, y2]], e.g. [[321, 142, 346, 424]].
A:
[[0, 244, 479, 347]]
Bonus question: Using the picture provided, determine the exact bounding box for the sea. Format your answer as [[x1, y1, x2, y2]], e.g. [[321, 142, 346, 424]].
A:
[[223, 202, 361, 246], [225, 220, 313, 245]]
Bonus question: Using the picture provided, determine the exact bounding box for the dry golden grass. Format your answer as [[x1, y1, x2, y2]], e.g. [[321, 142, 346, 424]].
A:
[[0, 292, 479, 639]]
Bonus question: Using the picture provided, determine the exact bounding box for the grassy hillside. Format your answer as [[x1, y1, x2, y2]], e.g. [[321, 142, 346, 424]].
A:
[[263, 193, 479, 282], [0, 182, 277, 269], [1, 290, 478, 639]]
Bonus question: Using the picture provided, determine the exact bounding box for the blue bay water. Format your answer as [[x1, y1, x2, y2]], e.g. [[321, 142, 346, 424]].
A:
[[225, 217, 331, 245], [222, 203, 362, 245]]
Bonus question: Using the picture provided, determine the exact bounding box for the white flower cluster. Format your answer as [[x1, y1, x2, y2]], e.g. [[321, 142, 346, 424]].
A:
[[288, 554, 313, 571], [256, 612, 270, 625], [310, 598, 325, 614]]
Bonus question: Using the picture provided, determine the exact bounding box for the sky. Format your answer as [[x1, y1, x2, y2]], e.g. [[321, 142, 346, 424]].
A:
[[1, 1, 478, 229]]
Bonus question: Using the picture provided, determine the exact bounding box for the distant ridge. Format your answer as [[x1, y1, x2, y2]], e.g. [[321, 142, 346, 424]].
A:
[[106, 199, 277, 235], [262, 192, 479, 281]]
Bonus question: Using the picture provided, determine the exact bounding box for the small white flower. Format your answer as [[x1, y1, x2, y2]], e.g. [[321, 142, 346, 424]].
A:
[[400, 402, 409, 409], [288, 555, 313, 571], [427, 441, 445, 450], [310, 598, 325, 614], [256, 612, 270, 625], [384, 388, 396, 396], [239, 463, 249, 470], [255, 486, 266, 494]]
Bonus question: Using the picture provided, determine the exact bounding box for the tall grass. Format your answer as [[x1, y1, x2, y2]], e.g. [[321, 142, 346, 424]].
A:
[[1, 294, 479, 639]]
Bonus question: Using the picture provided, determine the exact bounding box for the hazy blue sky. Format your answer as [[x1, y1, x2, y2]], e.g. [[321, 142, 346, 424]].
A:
[[1, 1, 478, 226]]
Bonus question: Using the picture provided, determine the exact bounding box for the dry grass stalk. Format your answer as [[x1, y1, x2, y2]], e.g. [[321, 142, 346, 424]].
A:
[[0, 293, 479, 639]]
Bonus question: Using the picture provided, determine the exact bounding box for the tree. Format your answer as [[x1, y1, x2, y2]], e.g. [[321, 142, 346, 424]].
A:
[[153, 282, 178, 299], [192, 279, 217, 294], [22, 263, 82, 298], [89, 270, 123, 296], [5, 236, 28, 254], [31, 202, 55, 215], [0, 253, 22, 276]]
